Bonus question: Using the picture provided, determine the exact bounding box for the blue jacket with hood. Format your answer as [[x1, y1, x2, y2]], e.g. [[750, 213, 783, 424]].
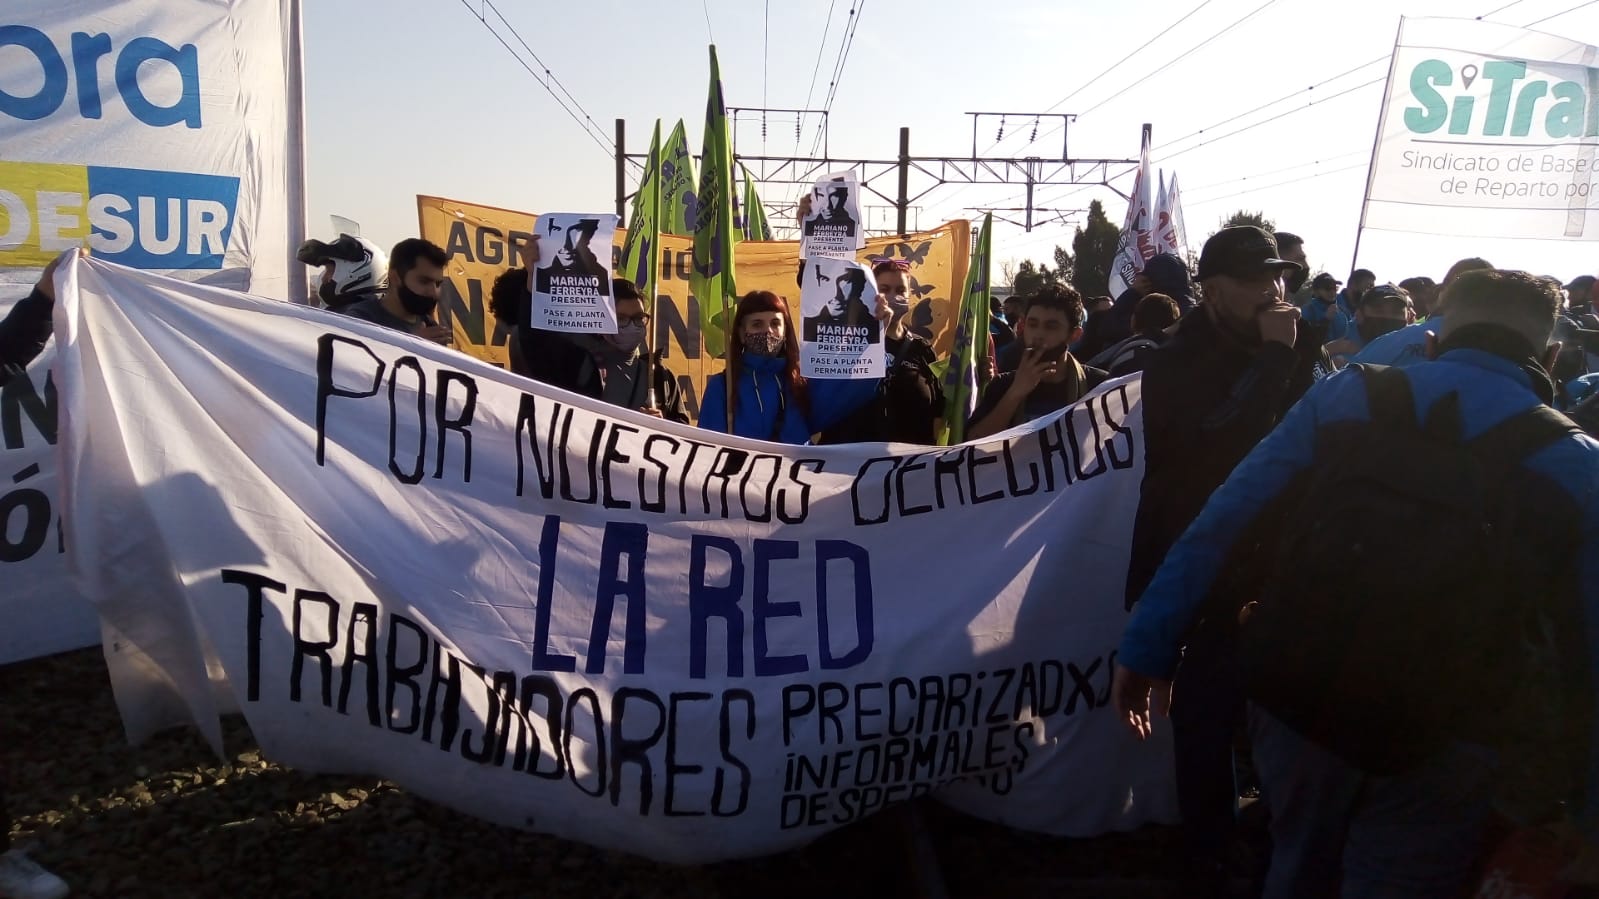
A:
[[1119, 348, 1599, 829], [698, 354, 880, 444]]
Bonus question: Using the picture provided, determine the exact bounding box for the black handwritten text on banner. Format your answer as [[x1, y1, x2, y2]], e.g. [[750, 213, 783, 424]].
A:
[[54, 257, 1176, 862]]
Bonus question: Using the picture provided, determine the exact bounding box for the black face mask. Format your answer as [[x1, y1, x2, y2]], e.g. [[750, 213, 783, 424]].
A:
[[1357, 317, 1405, 344], [318, 280, 338, 306], [397, 280, 438, 317]]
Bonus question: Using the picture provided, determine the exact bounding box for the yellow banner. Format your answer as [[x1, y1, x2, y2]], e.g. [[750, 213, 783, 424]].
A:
[[417, 194, 970, 419]]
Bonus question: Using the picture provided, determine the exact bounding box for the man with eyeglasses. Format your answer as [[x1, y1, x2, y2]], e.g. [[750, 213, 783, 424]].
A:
[[501, 238, 690, 423]]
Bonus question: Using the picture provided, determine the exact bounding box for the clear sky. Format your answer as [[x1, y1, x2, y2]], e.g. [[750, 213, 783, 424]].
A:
[[303, 0, 1599, 289]]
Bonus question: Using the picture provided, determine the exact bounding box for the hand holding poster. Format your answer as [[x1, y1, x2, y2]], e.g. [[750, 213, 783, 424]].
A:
[[801, 173, 866, 260], [531, 214, 618, 333], [800, 257, 885, 379]]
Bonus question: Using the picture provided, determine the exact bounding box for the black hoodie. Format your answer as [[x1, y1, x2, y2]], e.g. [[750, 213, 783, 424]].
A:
[[1092, 254, 1196, 357]]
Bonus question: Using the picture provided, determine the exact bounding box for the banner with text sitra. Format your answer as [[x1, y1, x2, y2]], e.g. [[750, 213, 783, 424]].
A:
[[54, 258, 1176, 863], [1363, 18, 1599, 240]]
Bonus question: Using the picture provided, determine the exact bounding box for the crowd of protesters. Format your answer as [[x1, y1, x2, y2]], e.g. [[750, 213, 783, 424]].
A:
[[5, 208, 1599, 899]]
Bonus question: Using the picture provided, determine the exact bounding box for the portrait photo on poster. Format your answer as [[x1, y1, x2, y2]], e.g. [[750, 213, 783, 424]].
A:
[[531, 213, 618, 333], [800, 256, 884, 380], [800, 172, 865, 260]]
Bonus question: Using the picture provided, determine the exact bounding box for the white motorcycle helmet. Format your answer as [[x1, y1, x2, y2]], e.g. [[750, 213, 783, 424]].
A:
[[297, 234, 388, 309]]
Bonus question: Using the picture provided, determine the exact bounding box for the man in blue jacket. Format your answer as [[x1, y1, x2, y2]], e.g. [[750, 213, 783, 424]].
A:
[[1352, 256, 1496, 369], [1114, 269, 1599, 897]]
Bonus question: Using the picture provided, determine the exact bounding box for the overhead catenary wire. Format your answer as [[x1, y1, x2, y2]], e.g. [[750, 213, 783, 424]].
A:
[[1080, 0, 1285, 118], [1179, 151, 1369, 194], [983, 0, 1594, 254], [1160, 75, 1382, 162], [809, 0, 867, 159], [801, 0, 840, 112], [1160, 56, 1388, 151], [1477, 0, 1532, 18], [955, 0, 1294, 217], [1184, 161, 1369, 204], [1016, 0, 1286, 153], [1527, 0, 1599, 27], [457, 0, 613, 155], [979, 0, 1223, 157]]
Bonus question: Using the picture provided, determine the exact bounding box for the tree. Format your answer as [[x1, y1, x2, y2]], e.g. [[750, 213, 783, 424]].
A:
[[1053, 244, 1074, 284], [1010, 259, 1063, 297], [1222, 209, 1275, 233], [1070, 200, 1121, 298]]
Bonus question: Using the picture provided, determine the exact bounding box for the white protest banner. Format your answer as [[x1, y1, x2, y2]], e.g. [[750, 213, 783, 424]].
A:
[[532, 214, 619, 333], [0, 318, 99, 665], [1165, 173, 1189, 259], [1153, 171, 1182, 258], [0, 0, 307, 298], [55, 257, 1177, 862], [801, 173, 866, 260], [799, 257, 885, 380], [1, 0, 306, 662], [1107, 135, 1154, 297], [1361, 18, 1599, 241]]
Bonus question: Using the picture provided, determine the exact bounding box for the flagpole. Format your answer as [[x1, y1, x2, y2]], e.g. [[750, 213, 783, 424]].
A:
[[1352, 18, 1405, 276], [646, 120, 662, 411]]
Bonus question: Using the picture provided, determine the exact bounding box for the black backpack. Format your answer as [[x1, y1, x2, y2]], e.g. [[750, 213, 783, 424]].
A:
[[818, 336, 944, 445], [1236, 365, 1580, 774]]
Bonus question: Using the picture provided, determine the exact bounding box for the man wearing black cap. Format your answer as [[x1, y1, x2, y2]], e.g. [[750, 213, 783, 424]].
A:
[[1113, 225, 1329, 895], [1329, 268, 1377, 343], [1299, 272, 1343, 342], [1325, 283, 1413, 366]]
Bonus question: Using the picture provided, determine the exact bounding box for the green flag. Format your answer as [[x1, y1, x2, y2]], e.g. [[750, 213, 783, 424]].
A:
[[690, 45, 738, 362], [620, 120, 662, 312], [660, 120, 697, 237], [741, 164, 773, 241], [941, 214, 993, 445]]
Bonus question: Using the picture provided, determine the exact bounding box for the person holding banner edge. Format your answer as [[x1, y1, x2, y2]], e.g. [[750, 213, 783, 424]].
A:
[[817, 256, 947, 445], [0, 251, 75, 899], [697, 289, 891, 444], [502, 240, 689, 423]]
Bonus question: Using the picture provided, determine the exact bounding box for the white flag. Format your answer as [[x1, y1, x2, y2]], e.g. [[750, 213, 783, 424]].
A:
[[1107, 135, 1155, 296], [1166, 174, 1189, 259], [1153, 172, 1175, 257]]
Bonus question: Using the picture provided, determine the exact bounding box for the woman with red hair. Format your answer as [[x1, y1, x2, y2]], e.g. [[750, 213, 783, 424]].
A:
[[698, 290, 886, 444]]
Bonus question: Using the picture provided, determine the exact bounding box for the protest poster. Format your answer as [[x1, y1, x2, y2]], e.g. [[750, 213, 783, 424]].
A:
[[55, 255, 1177, 863], [800, 173, 866, 260], [417, 195, 970, 417], [799, 257, 885, 380], [1360, 18, 1599, 241], [0, 0, 306, 663], [531, 214, 619, 333]]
